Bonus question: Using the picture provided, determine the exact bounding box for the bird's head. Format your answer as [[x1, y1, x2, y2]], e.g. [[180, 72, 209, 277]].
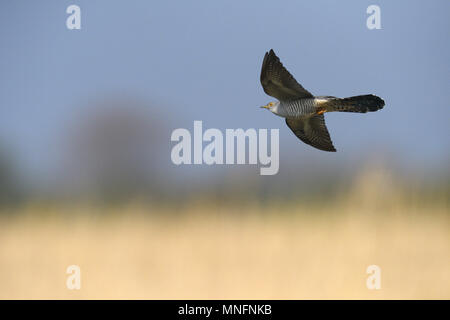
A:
[[260, 101, 279, 114]]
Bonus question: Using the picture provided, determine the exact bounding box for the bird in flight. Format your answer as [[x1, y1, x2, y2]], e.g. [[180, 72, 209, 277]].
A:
[[260, 49, 385, 152]]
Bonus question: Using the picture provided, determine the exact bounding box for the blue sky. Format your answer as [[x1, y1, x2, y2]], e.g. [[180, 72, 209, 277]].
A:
[[0, 0, 449, 184]]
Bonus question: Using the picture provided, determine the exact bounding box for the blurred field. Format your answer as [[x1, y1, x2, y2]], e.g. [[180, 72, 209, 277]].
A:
[[0, 194, 448, 299]]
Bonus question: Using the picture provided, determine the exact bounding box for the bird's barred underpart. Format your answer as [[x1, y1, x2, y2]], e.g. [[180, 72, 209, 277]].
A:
[[280, 98, 316, 117]]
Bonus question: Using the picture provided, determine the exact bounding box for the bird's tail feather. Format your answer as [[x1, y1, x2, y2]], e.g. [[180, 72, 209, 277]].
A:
[[326, 95, 385, 113]]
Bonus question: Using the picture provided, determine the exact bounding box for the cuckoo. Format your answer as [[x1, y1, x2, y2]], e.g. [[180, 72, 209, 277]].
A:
[[260, 49, 385, 152]]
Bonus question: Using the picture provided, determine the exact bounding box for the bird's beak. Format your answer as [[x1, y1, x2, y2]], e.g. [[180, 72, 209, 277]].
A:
[[260, 104, 269, 109]]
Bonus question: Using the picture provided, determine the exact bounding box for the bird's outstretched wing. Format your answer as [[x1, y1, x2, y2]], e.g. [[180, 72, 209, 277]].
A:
[[260, 49, 313, 101], [285, 115, 336, 152]]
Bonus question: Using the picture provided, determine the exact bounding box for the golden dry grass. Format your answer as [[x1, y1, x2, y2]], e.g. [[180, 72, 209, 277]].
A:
[[0, 198, 448, 299]]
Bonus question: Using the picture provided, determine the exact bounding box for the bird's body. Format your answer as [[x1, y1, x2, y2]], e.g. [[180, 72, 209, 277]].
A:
[[260, 49, 385, 152]]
